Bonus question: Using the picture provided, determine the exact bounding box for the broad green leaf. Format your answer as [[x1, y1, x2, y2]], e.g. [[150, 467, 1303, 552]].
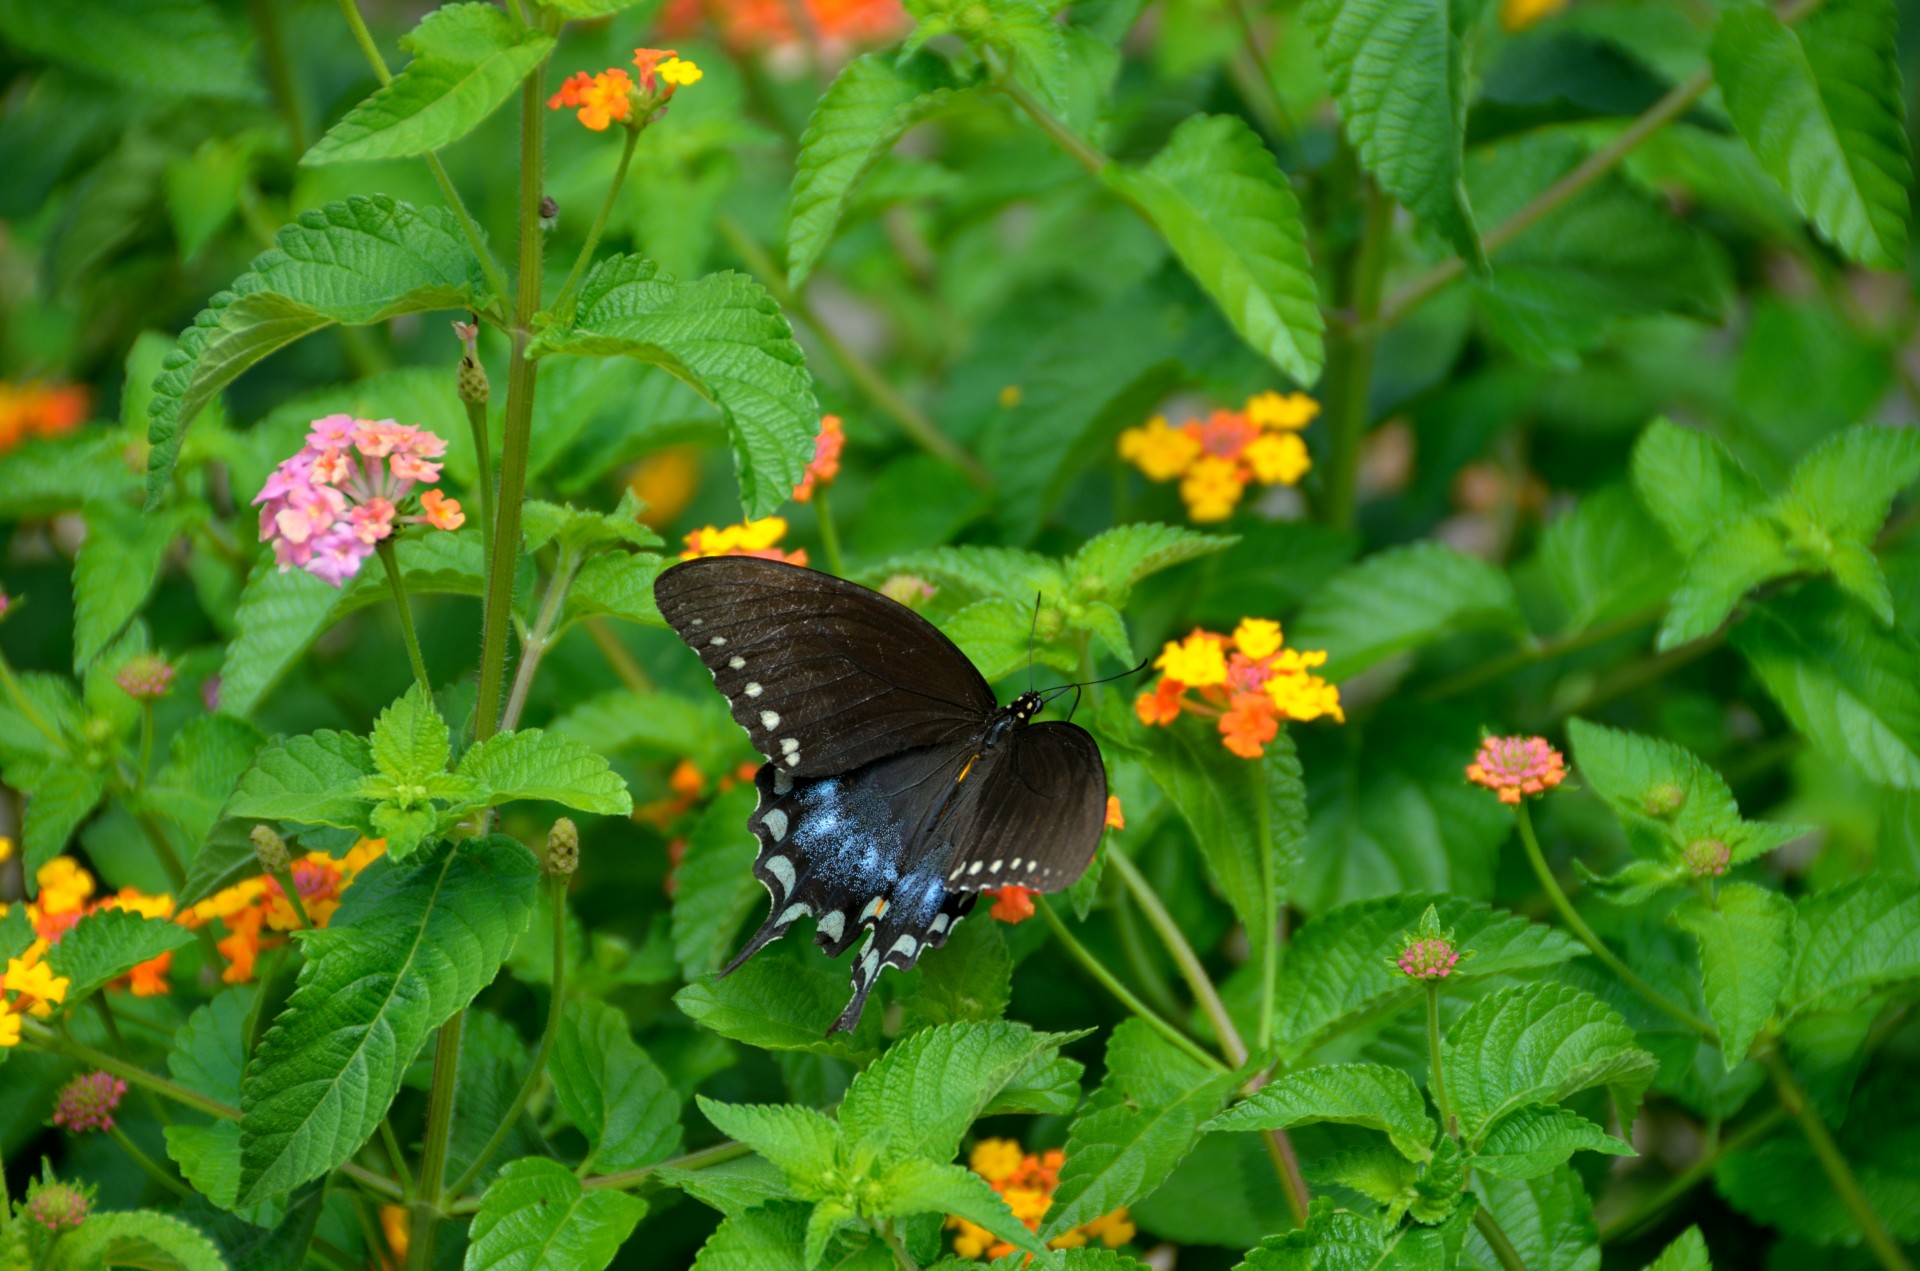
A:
[[447, 1010, 539, 1190], [839, 1021, 1071, 1166], [696, 1097, 842, 1190], [1465, 1167, 1599, 1271], [1630, 418, 1766, 556], [146, 195, 497, 503], [688, 1201, 812, 1271], [0, 432, 139, 520], [1302, 0, 1483, 265], [1129, 1132, 1294, 1249], [675, 950, 881, 1059], [145, 716, 266, 846], [166, 136, 246, 263], [1139, 725, 1303, 973], [983, 1050, 1086, 1118], [1786, 876, 1920, 1015], [1042, 1020, 1235, 1239], [1644, 1227, 1710, 1271], [1472, 1106, 1635, 1180], [1537, 485, 1681, 633], [23, 765, 109, 875], [238, 836, 539, 1203], [659, 1157, 792, 1220], [1290, 541, 1523, 679], [1659, 513, 1796, 649], [527, 256, 816, 518], [305, 4, 555, 165], [165, 1121, 275, 1226], [942, 597, 1076, 681], [72, 499, 184, 671], [1275, 895, 1584, 1061], [1237, 1204, 1457, 1269], [169, 984, 256, 1105], [1102, 113, 1324, 384], [787, 52, 972, 286], [1672, 883, 1794, 1067], [550, 999, 683, 1172], [521, 490, 661, 554], [1713, 0, 1910, 270], [1443, 982, 1657, 1148], [561, 552, 670, 628], [52, 1209, 229, 1271], [1205, 1064, 1436, 1162], [907, 906, 1012, 1026], [225, 731, 376, 831], [0, 0, 258, 100], [671, 785, 762, 978], [552, 687, 745, 776], [464, 1157, 646, 1271], [875, 1158, 1045, 1257], [370, 683, 450, 786], [1734, 585, 1920, 789], [45, 907, 194, 1001], [1783, 423, 1920, 546], [454, 728, 632, 815], [1069, 524, 1235, 609]]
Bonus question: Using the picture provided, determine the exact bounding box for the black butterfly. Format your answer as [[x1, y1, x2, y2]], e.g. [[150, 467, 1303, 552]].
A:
[[654, 556, 1109, 1032]]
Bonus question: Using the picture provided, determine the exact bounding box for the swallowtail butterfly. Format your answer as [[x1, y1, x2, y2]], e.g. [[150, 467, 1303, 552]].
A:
[[655, 556, 1109, 1032]]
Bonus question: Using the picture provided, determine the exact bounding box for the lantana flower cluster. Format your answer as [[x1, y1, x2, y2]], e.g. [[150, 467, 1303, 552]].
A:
[[681, 516, 807, 566], [548, 47, 703, 132], [792, 414, 844, 502], [1118, 391, 1317, 522], [662, 0, 907, 56], [185, 838, 387, 983], [1, 857, 169, 1038], [983, 797, 1123, 924], [1465, 735, 1567, 804], [636, 758, 761, 896], [1137, 619, 1343, 758], [254, 415, 464, 587], [947, 1138, 1135, 1259], [0, 380, 89, 454]]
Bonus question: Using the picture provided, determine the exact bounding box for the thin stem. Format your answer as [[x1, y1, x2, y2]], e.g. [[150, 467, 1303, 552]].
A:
[[377, 540, 431, 693], [464, 395, 494, 582], [1320, 179, 1391, 530], [501, 549, 581, 732], [716, 215, 991, 487], [1513, 803, 1716, 1039], [553, 124, 643, 319], [248, 0, 308, 152], [22, 1020, 238, 1121], [268, 865, 314, 930], [137, 704, 154, 788], [341, 1160, 408, 1203], [1598, 1106, 1787, 1243], [1033, 896, 1227, 1074], [1472, 1205, 1532, 1271], [1426, 983, 1456, 1140], [580, 1140, 753, 1195], [585, 617, 653, 692], [1418, 606, 1659, 702], [882, 1220, 920, 1271], [1254, 757, 1278, 1056], [132, 808, 220, 986], [405, 1017, 465, 1270], [813, 487, 847, 576], [1764, 1051, 1915, 1271], [331, 0, 390, 86], [990, 50, 1105, 175], [1112, 889, 1186, 1022], [380, 1118, 417, 1199], [473, 62, 551, 744], [448, 872, 569, 1199], [109, 1124, 195, 1201], [93, 996, 171, 1127], [1225, 0, 1295, 149]]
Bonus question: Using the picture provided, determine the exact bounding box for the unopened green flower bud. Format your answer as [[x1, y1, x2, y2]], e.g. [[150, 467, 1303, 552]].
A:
[[23, 1177, 91, 1234], [453, 320, 489, 406], [546, 818, 579, 876], [1642, 781, 1686, 819], [250, 824, 290, 874], [1683, 838, 1730, 878]]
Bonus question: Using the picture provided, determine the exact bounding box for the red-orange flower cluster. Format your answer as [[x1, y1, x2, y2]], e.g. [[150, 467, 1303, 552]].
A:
[[0, 381, 89, 454], [661, 0, 907, 54], [183, 839, 387, 983], [948, 1138, 1135, 1258], [1136, 619, 1343, 758], [793, 414, 844, 502]]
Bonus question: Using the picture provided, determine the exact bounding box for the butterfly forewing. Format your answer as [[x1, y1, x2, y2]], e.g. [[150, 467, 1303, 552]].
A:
[[654, 556, 997, 777]]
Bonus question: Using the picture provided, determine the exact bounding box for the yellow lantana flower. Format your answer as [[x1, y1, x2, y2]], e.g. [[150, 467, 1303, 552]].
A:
[[1117, 415, 1201, 482], [5, 956, 70, 1017], [1155, 630, 1229, 687], [1232, 618, 1283, 660], [1245, 390, 1319, 431], [658, 56, 703, 87], [1179, 455, 1245, 522], [1244, 432, 1310, 485], [1501, 0, 1568, 30]]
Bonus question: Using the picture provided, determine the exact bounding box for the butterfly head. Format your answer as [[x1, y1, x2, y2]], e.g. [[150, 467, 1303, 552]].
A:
[[1009, 691, 1043, 722]]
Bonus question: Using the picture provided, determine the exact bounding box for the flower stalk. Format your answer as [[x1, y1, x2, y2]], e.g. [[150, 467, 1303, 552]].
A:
[[377, 540, 431, 693]]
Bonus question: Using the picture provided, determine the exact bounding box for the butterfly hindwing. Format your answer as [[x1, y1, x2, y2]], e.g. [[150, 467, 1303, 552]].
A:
[[654, 557, 997, 778], [941, 722, 1109, 893]]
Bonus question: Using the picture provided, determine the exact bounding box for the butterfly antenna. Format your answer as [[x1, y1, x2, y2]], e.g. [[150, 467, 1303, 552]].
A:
[[1028, 592, 1042, 694], [1039, 654, 1153, 705]]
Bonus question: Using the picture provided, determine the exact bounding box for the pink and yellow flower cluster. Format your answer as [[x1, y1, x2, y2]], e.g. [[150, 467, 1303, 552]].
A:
[[253, 415, 463, 587], [1137, 619, 1343, 758], [947, 1138, 1135, 1259], [1118, 391, 1317, 522], [185, 838, 387, 983], [1465, 735, 1567, 805], [548, 47, 703, 132]]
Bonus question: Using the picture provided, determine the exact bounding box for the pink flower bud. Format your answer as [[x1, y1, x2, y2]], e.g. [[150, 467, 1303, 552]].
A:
[[52, 1071, 126, 1134], [1684, 838, 1731, 878], [1397, 937, 1460, 980], [115, 654, 175, 702], [24, 1179, 91, 1232]]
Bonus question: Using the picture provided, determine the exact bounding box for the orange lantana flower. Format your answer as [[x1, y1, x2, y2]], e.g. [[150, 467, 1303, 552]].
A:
[[1136, 618, 1342, 759]]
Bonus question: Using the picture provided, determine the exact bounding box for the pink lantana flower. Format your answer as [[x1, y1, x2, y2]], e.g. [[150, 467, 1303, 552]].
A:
[[253, 417, 465, 588]]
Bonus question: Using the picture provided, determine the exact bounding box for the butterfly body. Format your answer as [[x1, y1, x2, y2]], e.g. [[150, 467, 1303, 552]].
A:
[[654, 557, 1108, 1031]]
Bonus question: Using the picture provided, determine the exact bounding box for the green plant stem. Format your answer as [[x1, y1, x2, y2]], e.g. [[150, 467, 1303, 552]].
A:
[[578, 1140, 753, 1196], [448, 872, 569, 1200], [248, 0, 308, 152], [1225, 0, 1295, 150], [1320, 178, 1391, 531], [21, 1020, 238, 1121], [109, 1124, 195, 1201], [1598, 1105, 1787, 1243], [1426, 982, 1456, 1140], [813, 487, 846, 576], [377, 540, 432, 693], [990, 50, 1106, 175], [92, 996, 171, 1128], [464, 394, 494, 579], [1034, 897, 1226, 1074], [882, 1220, 920, 1271], [473, 64, 551, 745], [1763, 1051, 1915, 1271], [584, 616, 654, 692], [267, 864, 314, 929], [1112, 889, 1186, 1022], [715, 214, 991, 487], [1106, 850, 1312, 1225], [137, 703, 155, 788], [553, 124, 642, 318], [133, 808, 225, 968], [341, 1160, 408, 1203], [501, 549, 582, 732], [380, 1118, 417, 1198], [1418, 606, 1660, 702], [1254, 759, 1278, 1056], [1512, 802, 1715, 1038], [405, 1017, 465, 1270], [1472, 1205, 1532, 1271]]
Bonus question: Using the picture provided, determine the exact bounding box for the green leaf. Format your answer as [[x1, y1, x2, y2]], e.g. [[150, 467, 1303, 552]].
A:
[[695, 1097, 842, 1191], [1290, 541, 1523, 679], [146, 195, 496, 502], [45, 908, 194, 1001], [1466, 1167, 1599, 1271], [561, 552, 670, 628], [0, 432, 140, 520], [1139, 725, 1303, 974], [1659, 513, 1796, 649], [876, 1158, 1045, 1258], [146, 716, 266, 847], [1205, 1064, 1436, 1162], [446, 1010, 539, 1190], [787, 52, 972, 286], [1472, 1106, 1636, 1180], [1733, 585, 1920, 789], [675, 950, 881, 1059], [907, 910, 1012, 1026], [169, 984, 256, 1105], [521, 490, 662, 555], [1102, 113, 1324, 384], [238, 836, 539, 1203], [72, 499, 184, 671], [1042, 1020, 1236, 1239], [1303, 0, 1483, 265], [0, 0, 258, 100], [527, 256, 817, 519], [660, 1158, 792, 1219], [52, 1210, 229, 1271], [225, 731, 376, 831], [550, 999, 683, 1172], [305, 4, 554, 165], [688, 1201, 813, 1271], [839, 1021, 1071, 1166], [671, 785, 762, 978], [1786, 876, 1920, 1015], [1068, 524, 1236, 609], [1537, 485, 1682, 633], [1631, 417, 1767, 556], [1712, 0, 1910, 270], [166, 137, 246, 263], [454, 728, 632, 816], [875, 545, 1067, 610], [1443, 982, 1657, 1149], [553, 687, 745, 775], [464, 1157, 645, 1271], [1784, 423, 1920, 547], [1672, 883, 1794, 1067], [23, 765, 109, 876], [1275, 895, 1584, 1061], [1644, 1226, 1710, 1271], [370, 683, 451, 786]]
